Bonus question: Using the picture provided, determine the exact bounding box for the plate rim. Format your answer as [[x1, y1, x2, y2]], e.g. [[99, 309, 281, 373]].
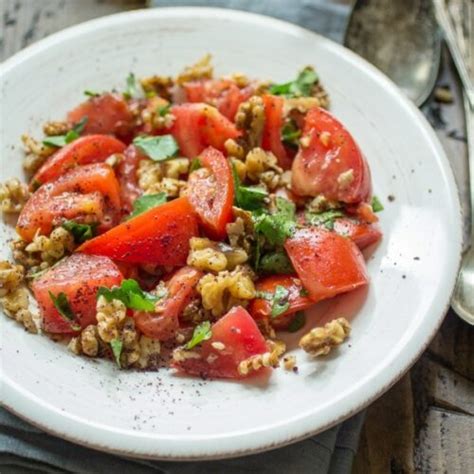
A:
[[0, 6, 463, 460]]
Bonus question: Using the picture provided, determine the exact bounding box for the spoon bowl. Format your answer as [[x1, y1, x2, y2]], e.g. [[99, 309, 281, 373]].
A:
[[344, 0, 441, 106]]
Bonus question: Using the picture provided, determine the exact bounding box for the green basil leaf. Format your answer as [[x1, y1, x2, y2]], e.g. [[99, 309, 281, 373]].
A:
[[305, 209, 344, 230], [123, 72, 139, 99], [271, 285, 290, 318], [84, 90, 100, 97], [287, 311, 306, 332], [186, 321, 212, 349], [97, 279, 159, 312], [371, 195, 384, 212], [189, 158, 202, 173], [48, 291, 81, 331], [62, 221, 97, 243], [42, 117, 88, 148], [269, 67, 319, 98], [259, 251, 294, 274], [129, 193, 167, 218], [281, 120, 301, 147], [133, 135, 179, 161], [110, 338, 123, 368], [231, 162, 268, 211], [158, 105, 171, 117], [253, 197, 296, 246]]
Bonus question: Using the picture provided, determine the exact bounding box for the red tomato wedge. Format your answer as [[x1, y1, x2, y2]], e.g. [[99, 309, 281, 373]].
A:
[[170, 103, 240, 158], [187, 147, 234, 239], [284, 227, 368, 302], [32, 253, 123, 334], [333, 218, 382, 250], [183, 79, 254, 120], [262, 95, 293, 169], [134, 267, 203, 341], [17, 163, 121, 242], [292, 107, 371, 203], [67, 93, 134, 139], [32, 135, 126, 187], [249, 275, 313, 327], [78, 197, 198, 265], [116, 144, 144, 213], [172, 306, 269, 379]]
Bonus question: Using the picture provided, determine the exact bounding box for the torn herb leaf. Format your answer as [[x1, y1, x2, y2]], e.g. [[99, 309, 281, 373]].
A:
[[48, 291, 80, 331], [110, 338, 123, 368], [97, 279, 159, 312], [259, 251, 294, 274], [62, 221, 97, 243], [305, 209, 344, 230], [133, 134, 179, 161], [42, 117, 88, 148], [231, 162, 268, 211], [271, 285, 290, 318], [281, 120, 301, 147], [186, 321, 212, 349], [371, 195, 384, 212], [269, 67, 319, 98], [189, 158, 202, 173], [129, 193, 167, 218], [123, 72, 139, 100]]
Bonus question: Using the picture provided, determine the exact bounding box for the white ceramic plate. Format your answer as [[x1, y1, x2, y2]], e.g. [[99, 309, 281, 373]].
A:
[[0, 7, 462, 460]]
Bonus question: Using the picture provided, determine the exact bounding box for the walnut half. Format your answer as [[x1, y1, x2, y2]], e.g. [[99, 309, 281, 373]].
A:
[[299, 318, 351, 357]]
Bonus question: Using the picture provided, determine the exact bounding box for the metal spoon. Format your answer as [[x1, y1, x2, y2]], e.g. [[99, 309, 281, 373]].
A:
[[344, 0, 441, 106]]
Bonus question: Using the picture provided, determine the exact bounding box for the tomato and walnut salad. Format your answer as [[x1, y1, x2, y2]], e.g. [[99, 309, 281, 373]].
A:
[[0, 55, 383, 378]]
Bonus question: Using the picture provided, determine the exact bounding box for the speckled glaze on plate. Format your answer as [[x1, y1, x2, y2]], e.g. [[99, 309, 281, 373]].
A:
[[0, 7, 462, 460]]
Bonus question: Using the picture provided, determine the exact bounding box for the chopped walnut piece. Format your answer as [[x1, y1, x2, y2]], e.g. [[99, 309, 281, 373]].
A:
[[80, 325, 100, 357], [135, 335, 161, 369], [0, 178, 31, 213], [96, 295, 127, 343], [238, 339, 286, 376], [140, 75, 174, 100], [176, 54, 213, 85], [299, 318, 351, 357], [25, 227, 75, 266], [198, 265, 256, 317], [224, 138, 246, 160], [235, 96, 265, 149], [43, 121, 71, 136], [187, 237, 248, 273], [21, 134, 55, 175], [0, 261, 25, 297], [0, 286, 38, 334]]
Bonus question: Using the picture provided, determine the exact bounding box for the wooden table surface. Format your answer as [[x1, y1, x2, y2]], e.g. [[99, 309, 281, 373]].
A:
[[1, 1, 473, 472]]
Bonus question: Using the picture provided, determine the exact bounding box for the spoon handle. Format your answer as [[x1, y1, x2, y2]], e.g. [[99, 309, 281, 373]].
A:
[[464, 94, 474, 242], [434, 0, 474, 107]]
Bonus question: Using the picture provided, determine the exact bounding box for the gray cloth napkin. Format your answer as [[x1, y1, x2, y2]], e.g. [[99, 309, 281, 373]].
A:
[[0, 1, 366, 473]]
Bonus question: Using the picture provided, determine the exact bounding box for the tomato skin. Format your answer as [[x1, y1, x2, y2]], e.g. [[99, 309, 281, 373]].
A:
[[188, 147, 234, 240], [170, 103, 240, 158], [333, 218, 382, 250], [32, 135, 126, 187], [67, 93, 134, 139], [291, 107, 371, 203], [284, 227, 368, 302], [134, 267, 203, 341], [78, 197, 199, 265], [249, 275, 313, 327], [116, 144, 144, 213], [172, 306, 269, 379], [17, 163, 121, 242], [262, 95, 293, 169], [31, 253, 123, 334], [183, 79, 254, 120]]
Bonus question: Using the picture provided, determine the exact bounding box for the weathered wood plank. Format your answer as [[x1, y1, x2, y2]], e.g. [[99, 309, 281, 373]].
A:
[[429, 311, 474, 382], [415, 408, 474, 473], [352, 375, 416, 473], [0, 0, 144, 62]]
